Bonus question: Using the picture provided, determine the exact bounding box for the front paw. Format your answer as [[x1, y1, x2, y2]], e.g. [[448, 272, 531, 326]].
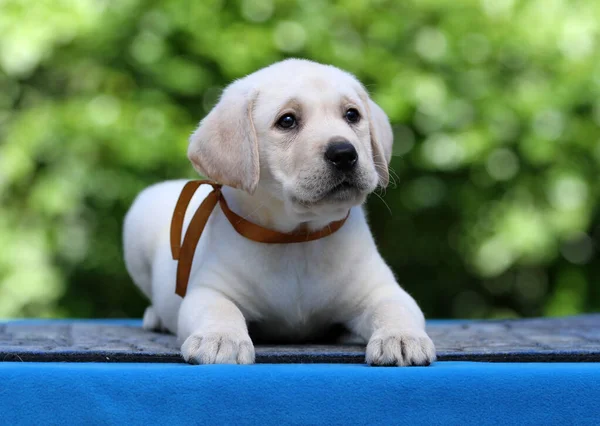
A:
[[366, 329, 436, 367], [181, 330, 255, 365]]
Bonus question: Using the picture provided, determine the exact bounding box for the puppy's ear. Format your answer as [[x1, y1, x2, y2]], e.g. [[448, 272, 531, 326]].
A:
[[188, 84, 260, 194], [364, 97, 393, 188]]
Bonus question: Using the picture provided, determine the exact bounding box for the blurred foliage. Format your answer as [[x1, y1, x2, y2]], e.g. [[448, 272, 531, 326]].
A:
[[1, 0, 600, 320]]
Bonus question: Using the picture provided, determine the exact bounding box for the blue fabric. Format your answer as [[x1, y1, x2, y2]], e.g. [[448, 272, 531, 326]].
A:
[[1, 362, 599, 426]]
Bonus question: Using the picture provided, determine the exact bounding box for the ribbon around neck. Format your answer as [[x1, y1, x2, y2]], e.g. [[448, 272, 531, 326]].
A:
[[170, 180, 350, 297]]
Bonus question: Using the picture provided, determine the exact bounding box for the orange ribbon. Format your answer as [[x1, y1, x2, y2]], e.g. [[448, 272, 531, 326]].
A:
[[170, 180, 349, 297]]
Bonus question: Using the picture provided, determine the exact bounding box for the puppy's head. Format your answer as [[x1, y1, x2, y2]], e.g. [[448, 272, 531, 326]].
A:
[[188, 59, 393, 218]]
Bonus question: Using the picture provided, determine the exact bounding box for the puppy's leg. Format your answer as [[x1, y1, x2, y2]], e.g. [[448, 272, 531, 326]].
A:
[[142, 306, 165, 331], [346, 285, 436, 367], [178, 287, 254, 365]]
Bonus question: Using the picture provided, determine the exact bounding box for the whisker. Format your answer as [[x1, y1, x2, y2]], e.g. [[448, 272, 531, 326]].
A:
[[373, 162, 398, 189], [372, 190, 393, 216], [386, 167, 399, 189], [388, 166, 400, 182]]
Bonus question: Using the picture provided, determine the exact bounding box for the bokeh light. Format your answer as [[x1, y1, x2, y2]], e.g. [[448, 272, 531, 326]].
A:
[[1, 0, 599, 319]]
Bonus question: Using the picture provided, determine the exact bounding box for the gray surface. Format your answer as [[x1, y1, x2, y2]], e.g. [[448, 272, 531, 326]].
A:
[[1, 315, 599, 363]]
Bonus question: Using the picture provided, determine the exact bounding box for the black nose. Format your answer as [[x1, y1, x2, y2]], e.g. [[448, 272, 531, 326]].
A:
[[325, 141, 358, 171]]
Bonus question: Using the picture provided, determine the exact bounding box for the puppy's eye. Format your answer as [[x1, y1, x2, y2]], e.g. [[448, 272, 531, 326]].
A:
[[276, 113, 297, 129], [345, 108, 360, 123]]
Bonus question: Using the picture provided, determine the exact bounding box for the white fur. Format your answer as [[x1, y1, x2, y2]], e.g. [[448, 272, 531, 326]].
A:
[[123, 59, 435, 366]]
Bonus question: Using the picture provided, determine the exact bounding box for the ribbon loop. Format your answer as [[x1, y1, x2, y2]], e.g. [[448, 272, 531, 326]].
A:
[[170, 180, 220, 261]]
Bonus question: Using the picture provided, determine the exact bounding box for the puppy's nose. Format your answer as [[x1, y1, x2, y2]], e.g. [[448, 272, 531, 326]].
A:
[[325, 141, 358, 171]]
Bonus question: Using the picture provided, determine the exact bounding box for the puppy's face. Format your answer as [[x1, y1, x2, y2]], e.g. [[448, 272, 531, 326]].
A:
[[188, 59, 393, 218], [252, 71, 380, 216]]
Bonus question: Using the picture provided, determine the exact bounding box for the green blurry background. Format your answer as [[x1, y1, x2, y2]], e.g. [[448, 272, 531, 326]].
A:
[[1, 0, 599, 320]]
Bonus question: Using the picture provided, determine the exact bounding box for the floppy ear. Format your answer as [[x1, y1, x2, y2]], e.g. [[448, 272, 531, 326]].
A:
[[364, 97, 393, 188], [188, 84, 260, 194]]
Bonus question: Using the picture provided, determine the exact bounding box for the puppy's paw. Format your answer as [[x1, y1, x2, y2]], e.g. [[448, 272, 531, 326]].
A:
[[181, 330, 255, 365], [366, 329, 436, 367]]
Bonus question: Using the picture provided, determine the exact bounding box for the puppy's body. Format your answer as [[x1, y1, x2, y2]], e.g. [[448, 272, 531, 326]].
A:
[[123, 59, 436, 365]]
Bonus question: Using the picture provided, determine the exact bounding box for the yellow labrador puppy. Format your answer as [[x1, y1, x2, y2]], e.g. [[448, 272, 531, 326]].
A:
[[123, 59, 436, 366]]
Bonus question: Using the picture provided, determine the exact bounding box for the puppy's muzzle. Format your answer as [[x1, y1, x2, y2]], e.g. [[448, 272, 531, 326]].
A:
[[325, 140, 358, 172]]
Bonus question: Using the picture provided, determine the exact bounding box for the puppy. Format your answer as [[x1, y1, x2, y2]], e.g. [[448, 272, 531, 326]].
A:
[[123, 59, 436, 366]]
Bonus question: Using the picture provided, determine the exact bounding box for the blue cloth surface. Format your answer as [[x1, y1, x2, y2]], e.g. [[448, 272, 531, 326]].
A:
[[1, 361, 599, 426]]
